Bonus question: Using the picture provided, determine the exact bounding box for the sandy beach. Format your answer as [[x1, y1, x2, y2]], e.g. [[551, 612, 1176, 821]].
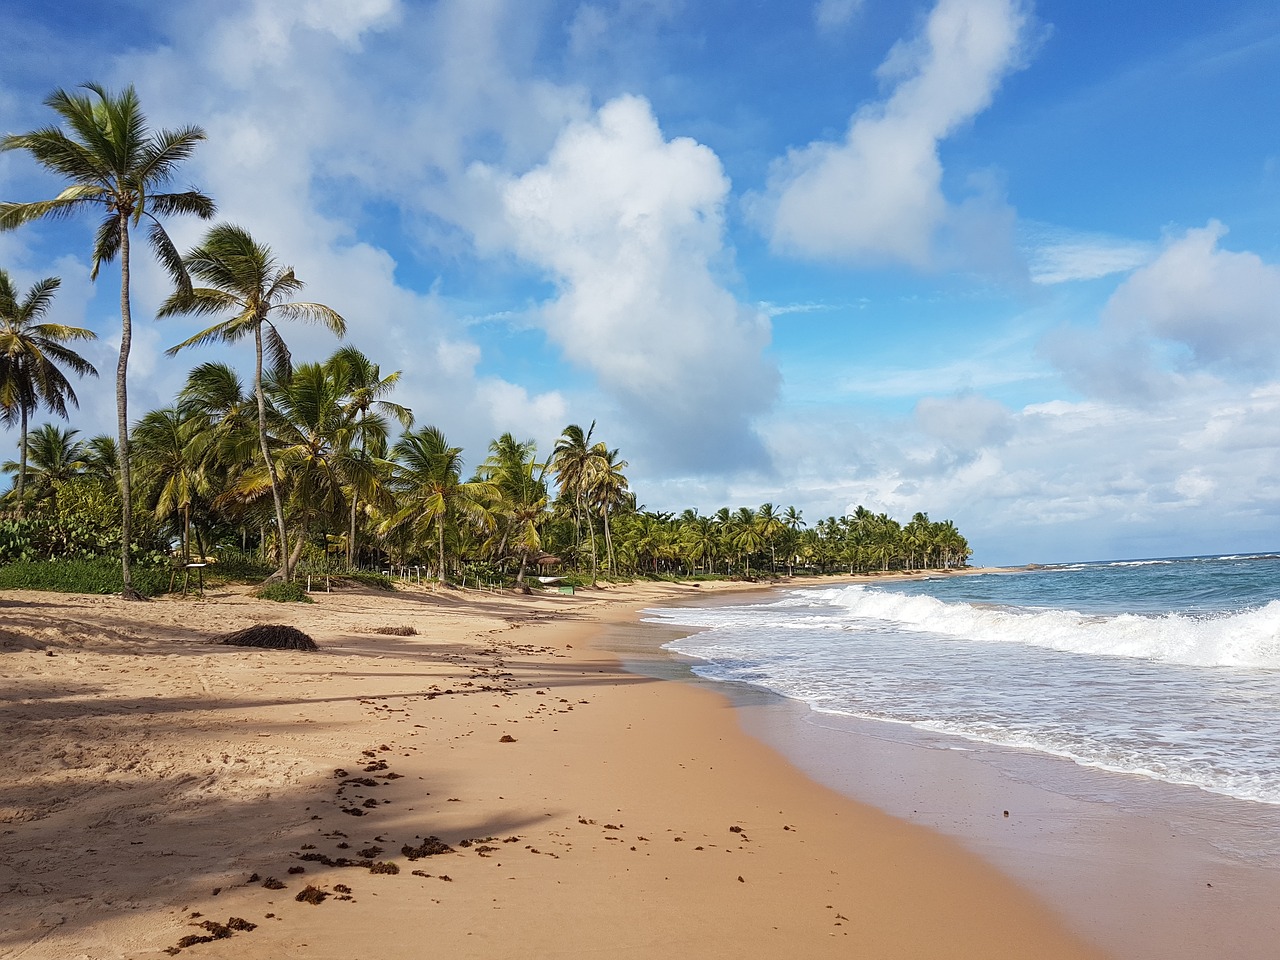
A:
[[0, 575, 1110, 960]]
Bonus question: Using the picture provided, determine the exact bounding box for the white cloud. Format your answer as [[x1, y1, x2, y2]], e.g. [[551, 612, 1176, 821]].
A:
[[915, 392, 1014, 452], [754, 0, 1030, 269], [1104, 221, 1280, 371], [1020, 222, 1155, 284], [501, 94, 778, 471], [1044, 222, 1280, 401], [814, 0, 865, 33]]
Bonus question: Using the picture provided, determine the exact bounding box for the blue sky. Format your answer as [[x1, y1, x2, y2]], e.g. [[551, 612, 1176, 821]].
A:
[[2, 0, 1280, 564]]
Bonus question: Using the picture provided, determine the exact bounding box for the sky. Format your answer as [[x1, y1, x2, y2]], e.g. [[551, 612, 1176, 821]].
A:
[[2, 0, 1279, 565]]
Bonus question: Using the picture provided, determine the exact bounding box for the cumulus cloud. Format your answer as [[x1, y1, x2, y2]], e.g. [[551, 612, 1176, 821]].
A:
[[1044, 222, 1280, 401], [754, 0, 1030, 269], [501, 95, 778, 471]]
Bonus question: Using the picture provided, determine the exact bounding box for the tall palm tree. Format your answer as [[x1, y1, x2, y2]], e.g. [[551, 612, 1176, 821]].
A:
[[755, 502, 785, 574], [158, 223, 345, 581], [0, 270, 97, 515], [386, 426, 496, 584], [327, 346, 410, 567], [551, 422, 600, 580], [1, 83, 214, 596], [588, 444, 629, 577]]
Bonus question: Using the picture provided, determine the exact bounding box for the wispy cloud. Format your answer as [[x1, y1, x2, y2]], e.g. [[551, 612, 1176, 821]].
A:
[[1020, 221, 1153, 284]]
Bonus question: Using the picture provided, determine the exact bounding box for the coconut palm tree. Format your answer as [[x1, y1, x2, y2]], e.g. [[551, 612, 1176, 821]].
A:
[[326, 346, 410, 567], [0, 270, 97, 515], [158, 223, 345, 581], [133, 406, 213, 563], [479, 433, 549, 589], [551, 422, 602, 582], [588, 444, 629, 576], [386, 426, 496, 584], [262, 361, 377, 575], [1, 423, 85, 511], [1, 83, 214, 596]]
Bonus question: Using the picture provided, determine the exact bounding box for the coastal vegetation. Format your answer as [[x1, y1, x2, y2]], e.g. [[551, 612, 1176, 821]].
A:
[[0, 82, 971, 596]]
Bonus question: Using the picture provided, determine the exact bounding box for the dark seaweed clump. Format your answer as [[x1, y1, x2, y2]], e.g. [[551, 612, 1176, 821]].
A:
[[219, 624, 318, 651]]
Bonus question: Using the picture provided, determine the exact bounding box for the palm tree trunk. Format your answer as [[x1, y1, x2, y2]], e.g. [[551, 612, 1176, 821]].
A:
[[117, 216, 139, 599], [348, 497, 358, 568], [255, 324, 291, 581], [437, 517, 446, 586], [602, 503, 614, 575], [16, 404, 28, 518]]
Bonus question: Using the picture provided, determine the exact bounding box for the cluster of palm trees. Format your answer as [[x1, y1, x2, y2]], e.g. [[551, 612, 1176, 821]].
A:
[[0, 82, 972, 592], [605, 505, 970, 578]]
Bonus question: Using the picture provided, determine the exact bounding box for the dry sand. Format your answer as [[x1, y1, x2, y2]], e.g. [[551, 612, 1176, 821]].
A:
[[0, 577, 1106, 959]]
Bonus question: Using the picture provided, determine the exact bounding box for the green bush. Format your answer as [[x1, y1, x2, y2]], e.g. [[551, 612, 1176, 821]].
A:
[[0, 557, 170, 596], [254, 580, 314, 603]]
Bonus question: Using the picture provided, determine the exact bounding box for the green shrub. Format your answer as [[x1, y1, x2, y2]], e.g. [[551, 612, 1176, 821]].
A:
[[0, 557, 170, 596], [254, 580, 314, 603]]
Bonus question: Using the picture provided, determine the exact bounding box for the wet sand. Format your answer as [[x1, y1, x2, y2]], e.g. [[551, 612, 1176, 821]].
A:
[[608, 586, 1280, 960], [0, 576, 1104, 959]]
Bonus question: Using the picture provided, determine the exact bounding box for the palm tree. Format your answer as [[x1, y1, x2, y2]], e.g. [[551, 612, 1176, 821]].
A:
[[327, 346, 411, 567], [551, 422, 602, 583], [1, 83, 214, 596], [479, 433, 549, 589], [386, 426, 496, 584], [0, 270, 97, 515], [158, 223, 346, 581], [589, 444, 629, 576], [1, 423, 85, 510], [133, 407, 212, 563], [262, 361, 377, 576], [756, 502, 785, 574]]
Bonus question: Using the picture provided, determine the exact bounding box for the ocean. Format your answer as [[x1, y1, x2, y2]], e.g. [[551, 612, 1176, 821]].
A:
[[644, 554, 1280, 808]]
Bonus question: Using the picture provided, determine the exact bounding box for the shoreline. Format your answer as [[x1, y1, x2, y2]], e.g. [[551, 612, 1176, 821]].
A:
[[626, 576, 1280, 960], [1, 575, 1101, 959]]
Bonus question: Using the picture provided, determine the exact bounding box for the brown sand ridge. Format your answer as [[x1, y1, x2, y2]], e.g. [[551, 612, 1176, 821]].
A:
[[0, 577, 1106, 959]]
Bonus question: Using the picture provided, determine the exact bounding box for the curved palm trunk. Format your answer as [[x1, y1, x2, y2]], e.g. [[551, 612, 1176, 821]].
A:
[[117, 217, 140, 599], [255, 324, 291, 581]]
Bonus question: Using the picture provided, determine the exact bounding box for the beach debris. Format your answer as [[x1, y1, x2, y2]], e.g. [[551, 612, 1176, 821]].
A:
[[295, 885, 329, 904], [373, 625, 418, 636], [218, 624, 318, 651], [499, 734, 517, 743], [369, 861, 400, 874], [262, 877, 286, 890], [168, 917, 257, 953], [1003, 810, 1009, 818], [402, 837, 453, 859]]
